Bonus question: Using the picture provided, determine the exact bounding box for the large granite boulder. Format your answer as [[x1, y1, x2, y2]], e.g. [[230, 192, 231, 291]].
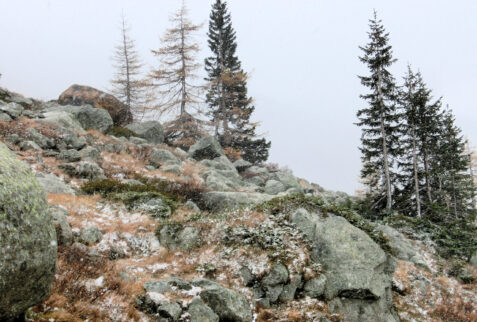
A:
[[0, 143, 57, 320], [0, 102, 24, 119], [148, 148, 181, 168], [58, 84, 132, 126], [188, 137, 224, 161], [157, 224, 200, 251], [126, 121, 164, 144], [290, 208, 398, 322], [67, 105, 113, 133]]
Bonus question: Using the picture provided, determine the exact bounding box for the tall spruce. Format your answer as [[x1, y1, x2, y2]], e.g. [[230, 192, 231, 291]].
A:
[[204, 0, 270, 164], [110, 14, 147, 120], [150, 3, 205, 149], [357, 11, 402, 212], [398, 67, 443, 217]]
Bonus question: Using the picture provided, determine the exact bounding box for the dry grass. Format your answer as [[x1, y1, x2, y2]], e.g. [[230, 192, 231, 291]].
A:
[[431, 291, 477, 322], [0, 117, 61, 140]]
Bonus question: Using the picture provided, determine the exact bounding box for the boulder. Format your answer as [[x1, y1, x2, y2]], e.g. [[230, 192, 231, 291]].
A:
[[126, 121, 164, 144], [79, 146, 101, 161], [202, 191, 274, 212], [233, 159, 252, 172], [58, 84, 132, 126], [19, 140, 41, 151], [272, 170, 303, 191], [68, 105, 113, 133], [149, 148, 181, 168], [303, 275, 327, 298], [376, 225, 428, 268], [290, 208, 398, 322], [26, 128, 54, 149], [58, 130, 87, 150], [0, 142, 57, 320], [157, 224, 200, 250], [188, 137, 224, 161], [161, 164, 181, 175], [37, 111, 86, 133], [0, 111, 12, 121], [35, 173, 75, 195], [0, 88, 33, 107], [58, 149, 82, 162], [79, 226, 102, 245], [50, 207, 73, 246], [0, 102, 24, 119], [188, 297, 219, 322], [279, 275, 302, 302], [200, 285, 253, 322], [157, 302, 182, 320], [262, 263, 288, 286]]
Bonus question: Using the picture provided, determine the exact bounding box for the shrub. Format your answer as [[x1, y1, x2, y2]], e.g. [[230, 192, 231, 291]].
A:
[[107, 126, 141, 139]]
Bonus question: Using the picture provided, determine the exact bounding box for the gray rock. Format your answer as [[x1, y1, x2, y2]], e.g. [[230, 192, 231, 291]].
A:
[[59, 161, 105, 180], [0, 142, 57, 320], [263, 284, 283, 303], [0, 102, 24, 119], [126, 121, 164, 144], [303, 275, 327, 298], [0, 89, 33, 107], [165, 277, 192, 290], [200, 156, 236, 172], [60, 130, 87, 150], [255, 298, 271, 309], [262, 263, 288, 286], [158, 224, 200, 251], [158, 301, 182, 321], [200, 286, 253, 322], [35, 173, 75, 195], [79, 146, 101, 161], [79, 226, 102, 245], [191, 278, 223, 291], [376, 225, 428, 269], [68, 105, 113, 133], [5, 134, 21, 145], [58, 149, 82, 162], [240, 267, 255, 286], [50, 207, 73, 246], [144, 280, 172, 293], [0, 111, 12, 121], [26, 128, 54, 149], [37, 111, 85, 133], [264, 179, 287, 195], [188, 137, 224, 161], [279, 275, 302, 302], [470, 251, 477, 268], [149, 148, 181, 167], [160, 164, 182, 175], [129, 136, 149, 145], [244, 165, 269, 178], [290, 208, 398, 322], [19, 140, 41, 151], [272, 170, 303, 191], [233, 159, 252, 172], [328, 296, 399, 322], [135, 198, 172, 220], [185, 200, 200, 212], [203, 191, 274, 212], [188, 297, 219, 322]]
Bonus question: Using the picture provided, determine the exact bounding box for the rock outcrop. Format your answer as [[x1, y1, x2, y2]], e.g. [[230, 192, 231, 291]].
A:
[[290, 208, 398, 322], [0, 143, 57, 320], [58, 84, 132, 126], [126, 121, 164, 144]]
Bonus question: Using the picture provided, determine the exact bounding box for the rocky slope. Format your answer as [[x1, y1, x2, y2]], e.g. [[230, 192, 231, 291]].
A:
[[0, 86, 476, 322]]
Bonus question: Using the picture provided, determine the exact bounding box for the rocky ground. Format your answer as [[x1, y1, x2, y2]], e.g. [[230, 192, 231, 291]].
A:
[[0, 87, 476, 322]]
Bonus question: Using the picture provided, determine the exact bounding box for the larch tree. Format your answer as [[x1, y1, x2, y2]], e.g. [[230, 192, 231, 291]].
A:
[[357, 11, 402, 212], [205, 0, 270, 164], [150, 3, 204, 149], [110, 14, 148, 121]]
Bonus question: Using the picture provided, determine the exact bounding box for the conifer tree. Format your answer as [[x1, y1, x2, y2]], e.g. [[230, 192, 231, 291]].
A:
[[150, 3, 205, 149], [205, 0, 270, 164], [110, 14, 147, 121], [357, 11, 402, 212], [398, 67, 443, 217]]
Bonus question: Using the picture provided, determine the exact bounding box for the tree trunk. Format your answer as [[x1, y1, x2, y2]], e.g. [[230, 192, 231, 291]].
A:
[[377, 67, 392, 211], [411, 125, 421, 217], [122, 17, 131, 111], [423, 149, 432, 202], [179, 16, 186, 117]]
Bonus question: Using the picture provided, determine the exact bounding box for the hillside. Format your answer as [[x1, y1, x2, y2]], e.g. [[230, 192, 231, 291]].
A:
[[0, 86, 476, 322]]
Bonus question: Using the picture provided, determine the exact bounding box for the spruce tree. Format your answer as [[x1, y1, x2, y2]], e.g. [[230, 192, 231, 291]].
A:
[[205, 0, 270, 164], [357, 11, 402, 212]]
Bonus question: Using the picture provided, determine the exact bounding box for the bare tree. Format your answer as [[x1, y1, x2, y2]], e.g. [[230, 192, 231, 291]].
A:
[[110, 14, 149, 121], [149, 3, 205, 149]]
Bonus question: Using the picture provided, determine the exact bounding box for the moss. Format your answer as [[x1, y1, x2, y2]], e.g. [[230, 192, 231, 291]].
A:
[[255, 194, 393, 254], [107, 126, 141, 139]]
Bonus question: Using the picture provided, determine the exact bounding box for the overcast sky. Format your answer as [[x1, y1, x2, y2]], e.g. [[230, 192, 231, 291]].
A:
[[1, 0, 476, 194]]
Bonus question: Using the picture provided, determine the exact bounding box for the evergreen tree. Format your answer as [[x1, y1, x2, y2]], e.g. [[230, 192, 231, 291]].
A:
[[357, 11, 402, 212], [150, 3, 205, 149], [110, 14, 148, 121], [204, 0, 270, 164], [398, 66, 443, 217]]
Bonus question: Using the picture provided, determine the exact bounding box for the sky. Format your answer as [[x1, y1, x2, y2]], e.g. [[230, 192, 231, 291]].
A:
[[1, 0, 476, 194]]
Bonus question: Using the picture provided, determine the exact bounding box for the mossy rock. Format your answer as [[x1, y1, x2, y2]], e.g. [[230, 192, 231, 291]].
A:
[[0, 143, 57, 320]]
